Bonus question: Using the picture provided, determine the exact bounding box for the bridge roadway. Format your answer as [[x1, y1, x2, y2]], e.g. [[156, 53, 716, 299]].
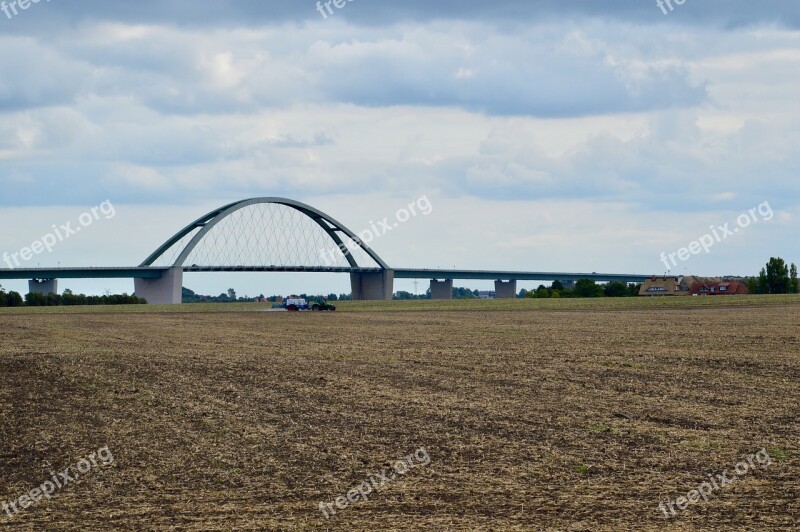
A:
[[0, 266, 653, 303], [393, 269, 651, 284]]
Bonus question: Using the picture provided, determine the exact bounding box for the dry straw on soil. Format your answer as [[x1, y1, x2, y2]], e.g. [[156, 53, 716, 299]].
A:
[[1, 297, 798, 530]]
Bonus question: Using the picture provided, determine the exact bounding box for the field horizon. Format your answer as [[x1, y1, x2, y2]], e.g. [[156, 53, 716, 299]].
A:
[[2, 293, 799, 315]]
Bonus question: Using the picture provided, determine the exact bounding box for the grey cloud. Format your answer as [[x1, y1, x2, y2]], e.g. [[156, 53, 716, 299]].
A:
[[0, 37, 88, 111], [3, 21, 709, 118], [3, 1, 799, 30], [311, 36, 707, 116]]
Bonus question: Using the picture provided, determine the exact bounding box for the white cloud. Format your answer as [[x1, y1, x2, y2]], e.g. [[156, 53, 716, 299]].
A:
[[110, 164, 171, 191], [711, 192, 736, 202]]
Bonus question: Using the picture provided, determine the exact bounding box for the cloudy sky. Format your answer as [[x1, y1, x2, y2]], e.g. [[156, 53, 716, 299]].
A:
[[1, 0, 798, 297]]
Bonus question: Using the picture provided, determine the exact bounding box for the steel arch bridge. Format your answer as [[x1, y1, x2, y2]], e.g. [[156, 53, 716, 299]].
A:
[[140, 197, 390, 271], [0, 196, 655, 304], [131, 197, 396, 303]]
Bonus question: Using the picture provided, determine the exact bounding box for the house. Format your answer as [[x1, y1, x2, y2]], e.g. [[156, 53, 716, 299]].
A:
[[639, 276, 688, 296], [689, 281, 749, 296]]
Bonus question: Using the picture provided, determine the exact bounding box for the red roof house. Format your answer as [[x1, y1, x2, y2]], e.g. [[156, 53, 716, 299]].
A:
[[689, 281, 749, 296]]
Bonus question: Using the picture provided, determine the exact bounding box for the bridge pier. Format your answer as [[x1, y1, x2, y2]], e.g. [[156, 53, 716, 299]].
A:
[[134, 267, 183, 305], [350, 269, 394, 300], [29, 279, 58, 296], [430, 279, 453, 300], [494, 280, 517, 299]]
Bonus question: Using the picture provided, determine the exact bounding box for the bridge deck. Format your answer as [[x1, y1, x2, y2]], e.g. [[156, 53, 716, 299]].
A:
[[1, 266, 653, 283], [394, 269, 653, 283], [0, 267, 168, 280]]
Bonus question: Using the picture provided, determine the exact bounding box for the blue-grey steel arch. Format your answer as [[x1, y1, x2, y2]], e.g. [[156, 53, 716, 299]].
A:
[[140, 197, 390, 270]]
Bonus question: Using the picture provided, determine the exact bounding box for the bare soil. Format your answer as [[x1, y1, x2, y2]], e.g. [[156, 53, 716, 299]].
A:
[[0, 300, 798, 530]]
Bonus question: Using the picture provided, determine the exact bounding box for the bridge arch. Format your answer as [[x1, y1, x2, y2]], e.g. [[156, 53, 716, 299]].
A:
[[140, 197, 390, 270]]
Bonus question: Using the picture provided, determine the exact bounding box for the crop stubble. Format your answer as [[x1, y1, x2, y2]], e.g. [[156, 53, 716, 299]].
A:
[[0, 301, 798, 530]]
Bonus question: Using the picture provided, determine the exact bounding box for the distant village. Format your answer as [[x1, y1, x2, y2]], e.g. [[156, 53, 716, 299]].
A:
[[639, 276, 750, 296]]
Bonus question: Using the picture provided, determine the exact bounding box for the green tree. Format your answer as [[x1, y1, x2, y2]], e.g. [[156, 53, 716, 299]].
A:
[[452, 286, 477, 299], [25, 293, 47, 306], [791, 263, 799, 294], [757, 268, 769, 294], [227, 288, 237, 300], [574, 279, 602, 298], [747, 277, 758, 295], [6, 291, 23, 307], [604, 281, 629, 297], [551, 280, 564, 292], [760, 257, 790, 294], [530, 285, 550, 298], [627, 283, 642, 296]]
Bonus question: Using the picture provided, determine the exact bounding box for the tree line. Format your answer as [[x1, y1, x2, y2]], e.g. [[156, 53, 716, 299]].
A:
[[747, 257, 799, 294], [396, 281, 642, 299], [182, 287, 350, 303], [0, 286, 146, 307], [521, 279, 641, 299]]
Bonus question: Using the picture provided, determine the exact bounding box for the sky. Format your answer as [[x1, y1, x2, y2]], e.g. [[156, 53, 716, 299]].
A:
[[0, 0, 798, 297]]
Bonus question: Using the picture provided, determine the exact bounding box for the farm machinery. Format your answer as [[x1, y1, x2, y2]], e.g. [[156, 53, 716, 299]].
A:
[[282, 297, 336, 311]]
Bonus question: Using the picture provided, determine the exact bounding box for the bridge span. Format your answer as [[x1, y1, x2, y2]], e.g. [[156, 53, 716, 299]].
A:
[[1, 198, 654, 303]]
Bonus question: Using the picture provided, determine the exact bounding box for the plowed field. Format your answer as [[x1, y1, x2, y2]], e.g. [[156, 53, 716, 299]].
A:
[[1, 298, 798, 530]]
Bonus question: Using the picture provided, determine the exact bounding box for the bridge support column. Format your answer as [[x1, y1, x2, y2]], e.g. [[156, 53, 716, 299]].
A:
[[28, 279, 58, 295], [494, 280, 517, 299], [350, 269, 394, 300], [134, 267, 183, 305], [430, 279, 453, 300]]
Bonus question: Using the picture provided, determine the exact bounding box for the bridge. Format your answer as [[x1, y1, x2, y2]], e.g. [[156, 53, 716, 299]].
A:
[[0, 197, 654, 303]]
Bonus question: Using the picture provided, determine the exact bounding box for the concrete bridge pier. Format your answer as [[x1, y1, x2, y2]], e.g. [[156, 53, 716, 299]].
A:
[[494, 280, 517, 299], [29, 278, 58, 296], [134, 267, 183, 305], [350, 269, 394, 300], [430, 279, 453, 300]]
